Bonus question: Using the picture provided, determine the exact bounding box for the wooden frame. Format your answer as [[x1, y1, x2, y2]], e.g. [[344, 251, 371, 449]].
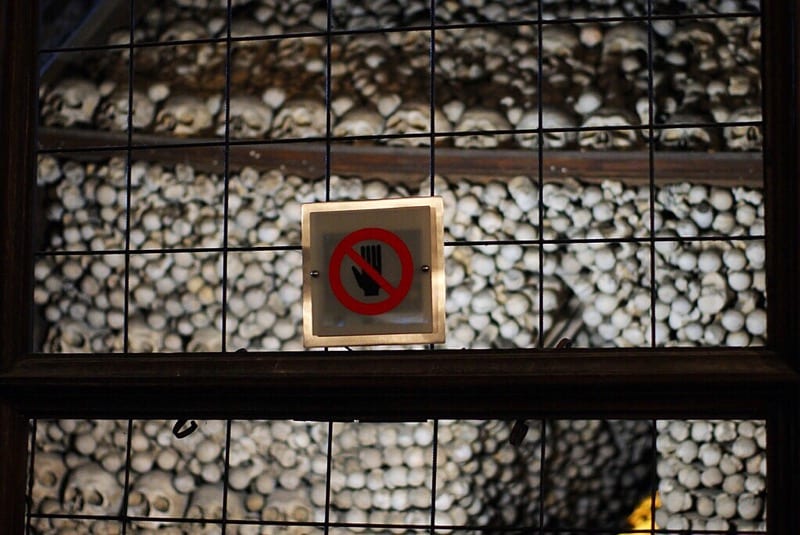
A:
[[1, 1, 798, 533]]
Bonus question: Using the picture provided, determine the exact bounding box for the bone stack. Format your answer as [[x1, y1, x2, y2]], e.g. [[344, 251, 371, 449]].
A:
[[655, 419, 767, 532], [41, 0, 762, 152], [35, 157, 766, 353], [30, 417, 656, 533]]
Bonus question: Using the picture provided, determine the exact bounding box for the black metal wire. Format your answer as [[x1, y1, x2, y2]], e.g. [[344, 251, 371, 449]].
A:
[[24, 419, 37, 535], [323, 0, 333, 204], [538, 418, 547, 535], [650, 419, 658, 535], [429, 419, 439, 535], [220, 419, 233, 532], [647, 0, 658, 350], [28, 0, 769, 530], [429, 0, 437, 196], [537, 0, 545, 351], [324, 420, 334, 535], [32, 234, 768, 259], [119, 419, 134, 535], [121, 0, 135, 355], [220, 0, 233, 353]]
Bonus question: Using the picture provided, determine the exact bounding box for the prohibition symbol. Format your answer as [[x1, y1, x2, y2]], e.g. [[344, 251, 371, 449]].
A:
[[328, 227, 414, 315]]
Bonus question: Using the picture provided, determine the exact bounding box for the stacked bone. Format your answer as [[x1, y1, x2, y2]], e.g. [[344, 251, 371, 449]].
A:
[[30, 417, 655, 534], [655, 419, 767, 532], [40, 0, 762, 152], [35, 157, 766, 352]]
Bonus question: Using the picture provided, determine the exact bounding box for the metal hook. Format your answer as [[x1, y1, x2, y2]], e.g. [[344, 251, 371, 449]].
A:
[[173, 419, 198, 439]]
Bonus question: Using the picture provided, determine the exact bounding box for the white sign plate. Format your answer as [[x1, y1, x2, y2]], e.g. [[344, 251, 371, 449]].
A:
[[302, 197, 445, 347]]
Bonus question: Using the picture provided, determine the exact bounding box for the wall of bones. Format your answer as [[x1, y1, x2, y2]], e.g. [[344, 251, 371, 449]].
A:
[[31, 0, 766, 533]]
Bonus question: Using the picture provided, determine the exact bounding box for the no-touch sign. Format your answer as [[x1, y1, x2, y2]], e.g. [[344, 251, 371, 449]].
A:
[[328, 227, 414, 316], [301, 197, 445, 347]]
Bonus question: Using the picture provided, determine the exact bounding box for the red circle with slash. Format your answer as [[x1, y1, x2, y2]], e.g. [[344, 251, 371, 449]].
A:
[[328, 227, 413, 315]]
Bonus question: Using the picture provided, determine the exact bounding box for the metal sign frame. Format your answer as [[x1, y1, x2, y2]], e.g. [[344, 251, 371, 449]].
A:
[[302, 197, 445, 347]]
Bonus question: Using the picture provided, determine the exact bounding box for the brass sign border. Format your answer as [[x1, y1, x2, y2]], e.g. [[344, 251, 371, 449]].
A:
[[302, 197, 445, 348]]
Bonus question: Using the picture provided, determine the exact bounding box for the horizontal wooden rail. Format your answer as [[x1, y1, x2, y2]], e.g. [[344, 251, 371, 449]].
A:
[[39, 128, 764, 187], [1, 349, 794, 420]]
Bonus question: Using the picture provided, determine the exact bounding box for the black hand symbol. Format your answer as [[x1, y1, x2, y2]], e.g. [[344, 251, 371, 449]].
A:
[[352, 244, 382, 296]]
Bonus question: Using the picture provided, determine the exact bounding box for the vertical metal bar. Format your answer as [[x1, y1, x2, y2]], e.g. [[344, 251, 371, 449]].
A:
[[220, 0, 233, 353], [119, 419, 134, 535], [24, 419, 36, 535], [221, 419, 233, 533], [121, 0, 136, 354], [429, 0, 436, 197], [324, 0, 333, 202], [536, 0, 545, 350], [323, 421, 334, 535], [429, 419, 439, 534], [650, 419, 657, 535], [537, 418, 546, 534], [646, 0, 657, 350]]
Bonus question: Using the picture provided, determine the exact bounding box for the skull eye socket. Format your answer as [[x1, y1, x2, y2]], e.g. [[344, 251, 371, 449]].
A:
[[544, 132, 567, 146], [87, 489, 104, 506], [746, 126, 761, 141], [692, 128, 711, 145], [39, 471, 58, 487], [129, 490, 145, 506], [153, 496, 171, 513]]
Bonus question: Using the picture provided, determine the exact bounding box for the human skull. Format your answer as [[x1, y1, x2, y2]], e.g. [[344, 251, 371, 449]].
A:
[[437, 28, 509, 81], [127, 317, 163, 353], [668, 22, 723, 72], [42, 78, 101, 127], [185, 484, 245, 532], [230, 19, 269, 73], [601, 23, 648, 61], [453, 109, 512, 148], [158, 19, 208, 43], [128, 471, 188, 528], [44, 319, 94, 353], [659, 113, 719, 151], [96, 88, 156, 131], [514, 106, 578, 149], [272, 98, 327, 139], [333, 106, 385, 138], [62, 463, 124, 516], [155, 95, 214, 136], [724, 106, 762, 151], [218, 95, 273, 138], [541, 24, 581, 58], [264, 488, 314, 523], [31, 453, 69, 507], [187, 326, 222, 352], [385, 101, 451, 146], [578, 108, 641, 150]]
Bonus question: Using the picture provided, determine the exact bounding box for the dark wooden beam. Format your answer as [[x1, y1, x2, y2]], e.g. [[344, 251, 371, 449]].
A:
[[1, 349, 795, 420], [0, 3, 37, 532], [38, 127, 764, 186]]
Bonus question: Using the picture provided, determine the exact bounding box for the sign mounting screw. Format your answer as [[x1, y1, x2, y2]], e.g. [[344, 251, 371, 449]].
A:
[[310, 270, 320, 278], [421, 265, 430, 273]]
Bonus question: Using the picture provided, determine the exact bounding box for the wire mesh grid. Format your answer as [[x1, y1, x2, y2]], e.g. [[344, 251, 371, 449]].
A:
[[24, 417, 768, 533], [32, 0, 766, 353], [28, 0, 768, 532]]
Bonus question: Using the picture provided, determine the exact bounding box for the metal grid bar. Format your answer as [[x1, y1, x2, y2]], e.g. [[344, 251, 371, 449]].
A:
[[15, 0, 779, 533]]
